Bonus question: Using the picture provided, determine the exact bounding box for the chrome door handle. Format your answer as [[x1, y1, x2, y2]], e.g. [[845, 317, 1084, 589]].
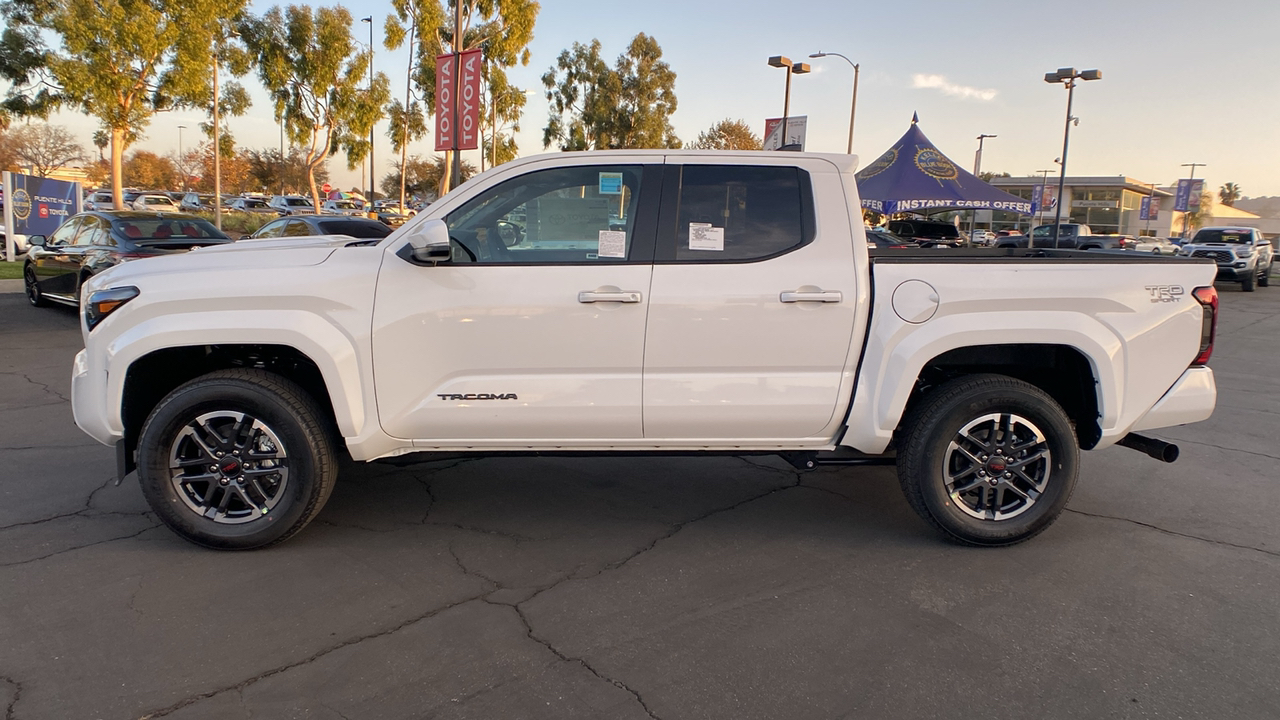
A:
[[780, 290, 842, 303], [578, 290, 642, 303]]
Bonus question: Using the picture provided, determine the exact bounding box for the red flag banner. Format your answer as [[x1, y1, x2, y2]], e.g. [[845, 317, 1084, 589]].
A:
[[457, 49, 483, 150], [435, 53, 456, 151]]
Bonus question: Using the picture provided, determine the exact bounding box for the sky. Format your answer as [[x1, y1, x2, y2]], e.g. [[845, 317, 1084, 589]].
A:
[[27, 0, 1280, 197]]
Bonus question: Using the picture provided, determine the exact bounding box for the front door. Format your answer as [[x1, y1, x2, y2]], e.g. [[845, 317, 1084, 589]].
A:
[[372, 162, 661, 443], [642, 159, 859, 441]]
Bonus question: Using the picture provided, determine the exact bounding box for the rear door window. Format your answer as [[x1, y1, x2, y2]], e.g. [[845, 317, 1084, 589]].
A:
[[660, 165, 814, 263]]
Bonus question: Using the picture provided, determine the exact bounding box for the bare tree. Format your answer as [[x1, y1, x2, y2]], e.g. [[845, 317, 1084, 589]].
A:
[[10, 123, 85, 176]]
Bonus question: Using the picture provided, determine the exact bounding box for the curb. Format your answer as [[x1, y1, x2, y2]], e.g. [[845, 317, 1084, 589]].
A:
[[0, 279, 24, 294]]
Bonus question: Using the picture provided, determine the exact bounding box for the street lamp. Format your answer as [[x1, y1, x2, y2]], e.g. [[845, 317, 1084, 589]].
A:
[[1044, 67, 1101, 248], [361, 16, 374, 209], [177, 125, 187, 192], [808, 52, 859, 154], [767, 56, 810, 150], [967, 133, 996, 242]]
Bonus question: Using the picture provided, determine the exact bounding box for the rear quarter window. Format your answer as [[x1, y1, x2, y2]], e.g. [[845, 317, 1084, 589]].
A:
[[667, 165, 814, 262]]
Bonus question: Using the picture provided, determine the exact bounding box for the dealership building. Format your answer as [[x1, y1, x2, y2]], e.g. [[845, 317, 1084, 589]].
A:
[[987, 176, 1175, 236]]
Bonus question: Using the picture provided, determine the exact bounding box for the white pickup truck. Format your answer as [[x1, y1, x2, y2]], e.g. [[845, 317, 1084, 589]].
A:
[[70, 151, 1220, 550]]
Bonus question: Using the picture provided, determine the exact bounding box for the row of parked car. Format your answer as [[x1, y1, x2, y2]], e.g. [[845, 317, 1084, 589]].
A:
[[83, 190, 422, 228], [20, 208, 401, 308]]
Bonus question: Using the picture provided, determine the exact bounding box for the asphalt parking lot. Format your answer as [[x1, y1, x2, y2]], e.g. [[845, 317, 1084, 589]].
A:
[[1, 281, 1277, 720]]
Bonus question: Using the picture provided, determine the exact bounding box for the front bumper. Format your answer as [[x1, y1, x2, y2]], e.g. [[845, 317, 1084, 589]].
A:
[[72, 348, 119, 447], [1214, 263, 1253, 280], [1130, 366, 1217, 432]]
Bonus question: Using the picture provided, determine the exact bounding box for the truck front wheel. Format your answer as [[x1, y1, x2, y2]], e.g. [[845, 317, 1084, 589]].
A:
[[897, 375, 1079, 546], [136, 369, 337, 549], [1242, 272, 1255, 292]]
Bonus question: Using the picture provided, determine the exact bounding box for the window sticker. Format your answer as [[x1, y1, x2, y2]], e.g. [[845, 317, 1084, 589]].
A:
[[598, 172, 624, 195], [689, 223, 724, 251], [598, 230, 626, 258]]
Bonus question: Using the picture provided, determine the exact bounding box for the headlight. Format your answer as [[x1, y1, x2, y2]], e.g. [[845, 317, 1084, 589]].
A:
[[85, 286, 140, 331], [1237, 248, 1253, 258]]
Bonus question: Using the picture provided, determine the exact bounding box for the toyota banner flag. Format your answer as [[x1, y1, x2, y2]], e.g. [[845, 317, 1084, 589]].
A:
[[1139, 196, 1162, 221], [1174, 179, 1204, 212], [434, 49, 483, 151]]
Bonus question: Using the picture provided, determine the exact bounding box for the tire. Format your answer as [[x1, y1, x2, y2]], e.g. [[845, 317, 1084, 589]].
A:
[[897, 374, 1079, 547], [1242, 272, 1255, 292], [23, 265, 47, 307], [1259, 265, 1269, 288], [137, 368, 337, 550]]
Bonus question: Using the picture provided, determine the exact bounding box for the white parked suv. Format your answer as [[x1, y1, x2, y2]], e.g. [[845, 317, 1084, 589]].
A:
[[1179, 226, 1273, 292], [72, 151, 1220, 550], [130, 194, 180, 213], [269, 195, 315, 216]]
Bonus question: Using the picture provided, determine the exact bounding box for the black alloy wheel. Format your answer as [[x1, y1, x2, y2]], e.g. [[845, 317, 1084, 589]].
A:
[[137, 369, 337, 549], [24, 266, 47, 307], [897, 374, 1079, 546]]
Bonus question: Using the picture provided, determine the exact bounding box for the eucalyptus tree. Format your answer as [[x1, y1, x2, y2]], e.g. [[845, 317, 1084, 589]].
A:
[[412, 0, 539, 195], [47, 0, 249, 207], [240, 4, 392, 209], [384, 0, 444, 209], [542, 33, 680, 151]]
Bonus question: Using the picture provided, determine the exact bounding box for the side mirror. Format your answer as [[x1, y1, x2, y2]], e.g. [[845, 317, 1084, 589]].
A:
[[26, 235, 46, 248], [405, 218, 453, 265]]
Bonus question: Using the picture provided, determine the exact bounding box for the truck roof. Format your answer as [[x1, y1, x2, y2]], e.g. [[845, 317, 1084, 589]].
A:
[[495, 149, 862, 176]]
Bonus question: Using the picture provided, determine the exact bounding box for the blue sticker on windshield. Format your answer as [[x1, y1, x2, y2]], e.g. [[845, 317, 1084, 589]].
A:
[[598, 172, 623, 195]]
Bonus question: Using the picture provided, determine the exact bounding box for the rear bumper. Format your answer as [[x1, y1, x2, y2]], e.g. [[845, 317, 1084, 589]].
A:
[[1130, 366, 1217, 433]]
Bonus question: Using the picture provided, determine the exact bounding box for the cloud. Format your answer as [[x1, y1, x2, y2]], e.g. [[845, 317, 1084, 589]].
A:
[[911, 74, 998, 101]]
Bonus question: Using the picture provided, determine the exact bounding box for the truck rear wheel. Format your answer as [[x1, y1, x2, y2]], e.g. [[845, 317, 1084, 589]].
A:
[[897, 374, 1079, 546], [136, 369, 337, 550]]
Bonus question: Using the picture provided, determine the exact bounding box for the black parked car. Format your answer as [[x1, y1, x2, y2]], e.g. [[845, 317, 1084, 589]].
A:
[[886, 219, 964, 248], [23, 211, 230, 308], [866, 230, 919, 249], [248, 215, 393, 240]]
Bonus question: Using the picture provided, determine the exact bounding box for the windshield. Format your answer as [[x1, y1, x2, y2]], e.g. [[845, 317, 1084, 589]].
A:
[[143, 196, 173, 205], [286, 198, 313, 207], [331, 201, 359, 210], [317, 220, 391, 238], [113, 217, 230, 243], [1193, 229, 1252, 244], [242, 200, 269, 209]]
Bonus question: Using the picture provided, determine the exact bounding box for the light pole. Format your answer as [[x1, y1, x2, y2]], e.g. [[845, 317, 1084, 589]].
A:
[[968, 133, 996, 242], [361, 16, 374, 209], [767, 56, 810, 150], [809, 51, 858, 154], [1180, 162, 1207, 238], [177, 125, 187, 192], [1044, 67, 1101, 248]]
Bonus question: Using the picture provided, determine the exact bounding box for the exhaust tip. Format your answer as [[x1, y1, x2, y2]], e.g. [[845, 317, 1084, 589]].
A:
[[1117, 433, 1179, 463]]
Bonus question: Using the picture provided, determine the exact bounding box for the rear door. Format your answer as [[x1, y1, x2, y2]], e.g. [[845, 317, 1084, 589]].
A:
[[372, 161, 662, 443], [642, 158, 859, 441]]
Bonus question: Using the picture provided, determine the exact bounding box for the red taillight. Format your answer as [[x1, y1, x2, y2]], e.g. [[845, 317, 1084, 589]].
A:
[[1191, 286, 1218, 366]]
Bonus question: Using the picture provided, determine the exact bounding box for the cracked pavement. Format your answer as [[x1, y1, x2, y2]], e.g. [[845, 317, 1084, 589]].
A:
[[2, 286, 1279, 720]]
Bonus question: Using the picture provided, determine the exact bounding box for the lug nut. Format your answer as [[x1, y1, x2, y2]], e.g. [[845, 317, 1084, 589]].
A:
[[215, 451, 224, 457], [1004, 472, 1012, 478], [209, 465, 218, 473], [219, 478, 229, 486]]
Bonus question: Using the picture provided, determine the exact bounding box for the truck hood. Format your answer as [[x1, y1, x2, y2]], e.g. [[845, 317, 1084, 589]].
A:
[[86, 235, 368, 291]]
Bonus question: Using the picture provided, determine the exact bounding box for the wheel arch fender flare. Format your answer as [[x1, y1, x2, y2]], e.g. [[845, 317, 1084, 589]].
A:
[[104, 310, 368, 440], [841, 312, 1120, 454]]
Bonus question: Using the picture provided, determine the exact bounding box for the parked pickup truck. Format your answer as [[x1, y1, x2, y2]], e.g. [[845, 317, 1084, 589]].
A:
[[1178, 226, 1273, 292], [996, 223, 1132, 250], [71, 151, 1220, 550]]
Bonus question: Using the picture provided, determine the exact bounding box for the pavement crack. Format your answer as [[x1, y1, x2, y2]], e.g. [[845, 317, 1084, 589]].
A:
[[137, 593, 490, 719], [0, 523, 163, 568], [2, 674, 22, 720], [446, 542, 502, 589], [1064, 508, 1279, 558], [0, 371, 71, 404], [505, 603, 660, 720]]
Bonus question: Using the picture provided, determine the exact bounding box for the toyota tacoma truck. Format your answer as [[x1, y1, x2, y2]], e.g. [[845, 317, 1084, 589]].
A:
[[1178, 226, 1273, 292], [70, 151, 1220, 550]]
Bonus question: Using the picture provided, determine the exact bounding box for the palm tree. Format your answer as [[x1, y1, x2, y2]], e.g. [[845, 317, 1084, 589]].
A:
[[1219, 182, 1241, 207]]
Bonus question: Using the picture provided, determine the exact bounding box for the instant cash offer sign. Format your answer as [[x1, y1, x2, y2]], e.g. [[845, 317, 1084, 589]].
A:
[[435, 49, 483, 151], [3, 171, 82, 262]]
